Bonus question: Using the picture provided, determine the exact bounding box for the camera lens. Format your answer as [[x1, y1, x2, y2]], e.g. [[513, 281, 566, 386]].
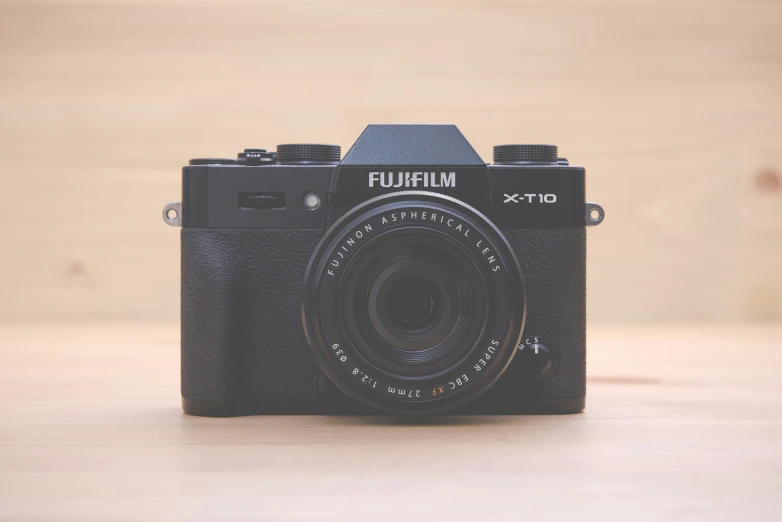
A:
[[302, 192, 526, 414], [384, 275, 440, 331]]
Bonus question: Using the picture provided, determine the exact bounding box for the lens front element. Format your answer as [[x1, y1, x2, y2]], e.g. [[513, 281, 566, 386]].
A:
[[385, 275, 440, 331], [302, 192, 526, 414]]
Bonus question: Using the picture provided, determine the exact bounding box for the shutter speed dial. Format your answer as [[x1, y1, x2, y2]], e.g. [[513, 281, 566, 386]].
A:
[[493, 144, 558, 164]]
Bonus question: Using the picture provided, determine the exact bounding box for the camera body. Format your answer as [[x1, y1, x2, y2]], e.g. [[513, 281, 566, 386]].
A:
[[165, 125, 603, 416]]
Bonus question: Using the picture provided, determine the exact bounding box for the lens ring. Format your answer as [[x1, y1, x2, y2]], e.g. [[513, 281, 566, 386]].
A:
[[301, 192, 526, 414]]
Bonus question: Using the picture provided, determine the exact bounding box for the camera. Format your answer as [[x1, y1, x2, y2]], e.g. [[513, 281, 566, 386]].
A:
[[163, 124, 604, 415]]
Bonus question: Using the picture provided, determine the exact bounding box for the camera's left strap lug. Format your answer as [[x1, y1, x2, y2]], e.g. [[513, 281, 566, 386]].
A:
[[585, 202, 605, 227], [162, 201, 182, 227]]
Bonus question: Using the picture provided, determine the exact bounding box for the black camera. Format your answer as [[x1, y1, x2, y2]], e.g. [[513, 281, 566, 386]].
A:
[[163, 125, 604, 415]]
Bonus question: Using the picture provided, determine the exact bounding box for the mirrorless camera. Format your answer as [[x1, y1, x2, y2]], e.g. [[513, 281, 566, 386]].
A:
[[163, 124, 604, 415]]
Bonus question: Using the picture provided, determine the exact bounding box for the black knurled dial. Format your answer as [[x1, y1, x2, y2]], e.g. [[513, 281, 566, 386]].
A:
[[493, 144, 558, 164], [276, 144, 341, 164], [239, 193, 286, 209], [188, 158, 237, 166]]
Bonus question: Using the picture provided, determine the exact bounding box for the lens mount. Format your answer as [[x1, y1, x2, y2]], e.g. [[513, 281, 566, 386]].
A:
[[302, 192, 526, 414]]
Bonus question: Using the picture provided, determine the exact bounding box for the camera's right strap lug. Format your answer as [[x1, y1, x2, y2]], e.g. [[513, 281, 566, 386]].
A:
[[162, 201, 182, 227], [585, 202, 605, 226]]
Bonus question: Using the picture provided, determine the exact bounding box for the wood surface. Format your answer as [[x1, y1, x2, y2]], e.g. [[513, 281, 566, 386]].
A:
[[0, 0, 781, 324], [0, 324, 780, 521]]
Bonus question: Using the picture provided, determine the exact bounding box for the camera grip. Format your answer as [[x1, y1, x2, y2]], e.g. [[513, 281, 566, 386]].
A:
[[181, 228, 242, 402], [180, 228, 325, 409]]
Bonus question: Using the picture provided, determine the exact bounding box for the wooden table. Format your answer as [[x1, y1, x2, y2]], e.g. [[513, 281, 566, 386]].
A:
[[1, 325, 780, 521]]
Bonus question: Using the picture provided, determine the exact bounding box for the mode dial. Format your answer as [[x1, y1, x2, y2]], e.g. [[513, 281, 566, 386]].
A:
[[276, 144, 341, 164], [493, 144, 558, 164]]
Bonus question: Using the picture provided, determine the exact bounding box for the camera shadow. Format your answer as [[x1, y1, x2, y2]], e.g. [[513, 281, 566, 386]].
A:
[[320, 414, 527, 427]]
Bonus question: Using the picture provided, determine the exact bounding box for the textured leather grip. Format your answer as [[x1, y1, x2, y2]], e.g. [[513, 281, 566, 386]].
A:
[[505, 228, 587, 399], [181, 228, 324, 402]]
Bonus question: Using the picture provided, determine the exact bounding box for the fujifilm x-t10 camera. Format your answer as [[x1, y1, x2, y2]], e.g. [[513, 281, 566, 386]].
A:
[[163, 124, 604, 415]]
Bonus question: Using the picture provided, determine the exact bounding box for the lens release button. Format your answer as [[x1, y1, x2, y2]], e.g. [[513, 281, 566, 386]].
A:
[[518, 335, 560, 381]]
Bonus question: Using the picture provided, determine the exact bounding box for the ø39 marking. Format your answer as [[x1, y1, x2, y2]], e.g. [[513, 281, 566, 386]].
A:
[[329, 337, 504, 402]]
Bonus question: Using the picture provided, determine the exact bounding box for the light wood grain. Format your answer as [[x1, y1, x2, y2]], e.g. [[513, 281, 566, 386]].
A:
[[1, 0, 781, 323], [0, 324, 780, 521]]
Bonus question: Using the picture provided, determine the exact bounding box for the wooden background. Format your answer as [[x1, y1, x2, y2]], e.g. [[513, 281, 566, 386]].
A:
[[1, 0, 781, 324]]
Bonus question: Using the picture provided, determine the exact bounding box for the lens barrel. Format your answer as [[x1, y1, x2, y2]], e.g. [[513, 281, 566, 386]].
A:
[[302, 192, 526, 414]]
